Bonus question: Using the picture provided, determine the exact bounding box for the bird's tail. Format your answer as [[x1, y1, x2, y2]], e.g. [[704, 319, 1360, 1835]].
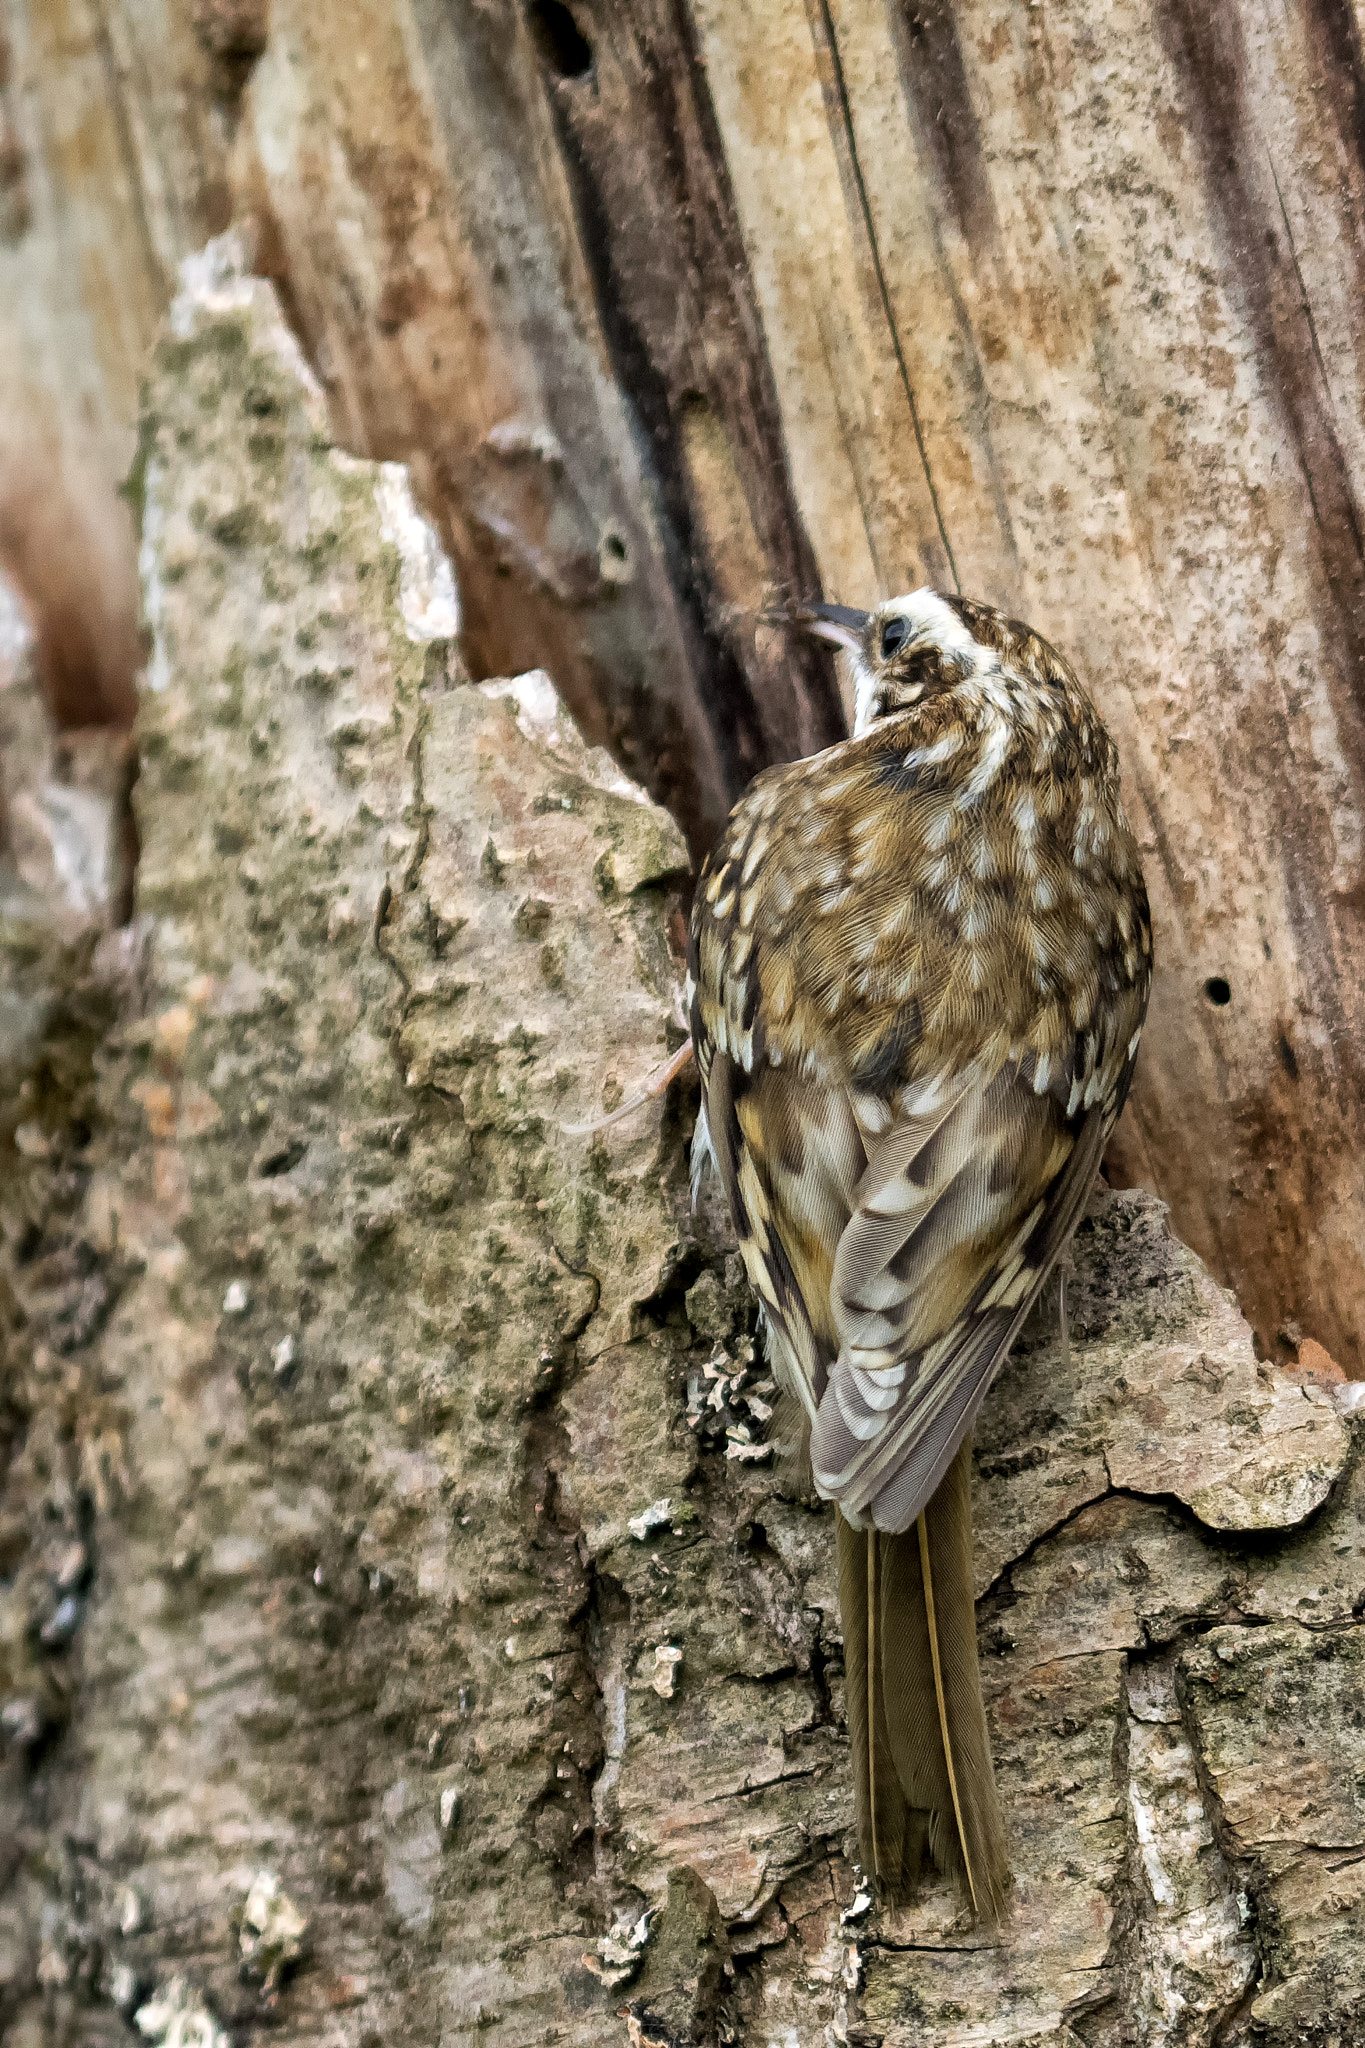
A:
[[836, 1437, 1008, 1918]]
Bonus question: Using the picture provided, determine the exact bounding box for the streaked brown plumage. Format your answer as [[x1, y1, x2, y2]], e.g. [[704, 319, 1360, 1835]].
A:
[[688, 589, 1151, 1917]]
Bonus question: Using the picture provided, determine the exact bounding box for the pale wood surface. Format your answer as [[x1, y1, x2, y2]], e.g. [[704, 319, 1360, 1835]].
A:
[[684, 0, 1365, 1376]]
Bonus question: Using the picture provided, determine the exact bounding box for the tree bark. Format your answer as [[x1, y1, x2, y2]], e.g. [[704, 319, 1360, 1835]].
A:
[[0, 244, 1362, 2048], [7, 2, 1365, 2041]]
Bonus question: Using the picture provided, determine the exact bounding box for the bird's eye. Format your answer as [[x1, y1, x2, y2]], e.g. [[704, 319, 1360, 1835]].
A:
[[880, 617, 911, 659]]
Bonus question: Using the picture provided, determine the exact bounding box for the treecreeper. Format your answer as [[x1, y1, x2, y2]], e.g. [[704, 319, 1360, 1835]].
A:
[[689, 591, 1152, 1918]]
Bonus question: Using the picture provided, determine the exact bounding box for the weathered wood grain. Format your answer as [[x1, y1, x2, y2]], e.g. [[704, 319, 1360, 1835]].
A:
[[685, 0, 1365, 1371], [230, 0, 848, 852]]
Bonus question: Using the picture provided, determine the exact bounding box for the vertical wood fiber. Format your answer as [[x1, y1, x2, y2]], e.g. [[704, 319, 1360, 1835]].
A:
[[690, 0, 1365, 1369]]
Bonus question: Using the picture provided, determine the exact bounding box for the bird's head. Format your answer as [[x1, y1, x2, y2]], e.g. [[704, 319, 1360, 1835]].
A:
[[802, 589, 998, 736]]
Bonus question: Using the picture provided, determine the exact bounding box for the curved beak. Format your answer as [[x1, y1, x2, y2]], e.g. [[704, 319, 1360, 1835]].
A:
[[795, 602, 870, 653]]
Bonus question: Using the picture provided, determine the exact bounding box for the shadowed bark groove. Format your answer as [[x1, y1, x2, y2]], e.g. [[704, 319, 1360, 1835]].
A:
[[1300, 0, 1365, 214], [1155, 0, 1365, 824], [525, 0, 847, 803]]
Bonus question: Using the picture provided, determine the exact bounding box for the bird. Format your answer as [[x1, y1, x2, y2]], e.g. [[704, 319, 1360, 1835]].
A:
[[687, 588, 1152, 1918]]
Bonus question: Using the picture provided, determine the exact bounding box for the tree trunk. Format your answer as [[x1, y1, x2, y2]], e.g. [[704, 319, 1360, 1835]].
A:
[[0, 235, 1361, 2048], [2, 5, 1365, 2045]]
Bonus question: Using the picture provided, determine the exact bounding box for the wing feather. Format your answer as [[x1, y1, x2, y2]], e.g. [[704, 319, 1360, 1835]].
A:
[[700, 1047, 865, 1422], [812, 1077, 1117, 1531]]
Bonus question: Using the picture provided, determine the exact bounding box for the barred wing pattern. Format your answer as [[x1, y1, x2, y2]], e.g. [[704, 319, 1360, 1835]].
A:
[[695, 1002, 1142, 1535]]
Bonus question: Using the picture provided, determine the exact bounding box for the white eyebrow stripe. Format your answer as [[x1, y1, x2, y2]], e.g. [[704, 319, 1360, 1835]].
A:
[[888, 589, 983, 662], [850, 648, 880, 736]]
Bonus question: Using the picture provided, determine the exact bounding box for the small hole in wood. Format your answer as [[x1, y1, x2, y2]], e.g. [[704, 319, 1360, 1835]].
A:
[[1203, 976, 1231, 1007], [598, 524, 633, 586], [527, 0, 593, 78]]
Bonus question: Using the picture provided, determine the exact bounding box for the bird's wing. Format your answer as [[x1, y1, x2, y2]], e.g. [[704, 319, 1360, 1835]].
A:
[[810, 1011, 1143, 1534], [698, 1045, 867, 1423]]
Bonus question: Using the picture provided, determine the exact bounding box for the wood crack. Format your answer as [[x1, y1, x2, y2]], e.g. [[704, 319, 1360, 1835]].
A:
[[808, 0, 960, 592]]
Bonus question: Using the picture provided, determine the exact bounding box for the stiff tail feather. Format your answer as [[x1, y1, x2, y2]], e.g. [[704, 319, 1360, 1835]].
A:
[[836, 1438, 1008, 1917]]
